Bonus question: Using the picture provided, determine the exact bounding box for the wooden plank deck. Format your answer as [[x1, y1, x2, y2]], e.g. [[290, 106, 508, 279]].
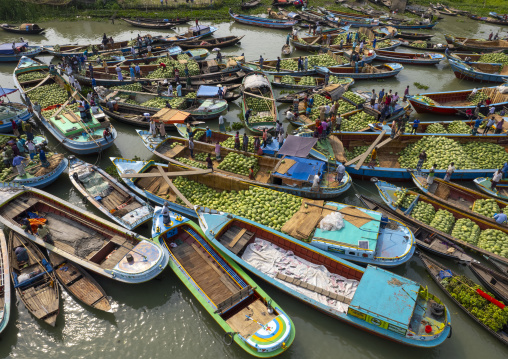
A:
[[218, 226, 254, 255], [226, 298, 277, 338]]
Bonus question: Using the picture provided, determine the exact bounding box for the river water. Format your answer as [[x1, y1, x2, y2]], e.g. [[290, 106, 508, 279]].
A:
[[0, 14, 507, 359]]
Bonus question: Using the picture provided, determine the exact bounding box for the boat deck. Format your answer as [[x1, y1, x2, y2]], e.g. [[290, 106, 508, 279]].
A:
[[48, 111, 104, 142], [374, 226, 411, 258], [225, 297, 277, 338], [219, 226, 255, 255]]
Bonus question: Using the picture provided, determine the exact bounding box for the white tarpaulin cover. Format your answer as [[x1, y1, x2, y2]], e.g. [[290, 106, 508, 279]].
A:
[[243, 74, 270, 90], [242, 238, 358, 313]]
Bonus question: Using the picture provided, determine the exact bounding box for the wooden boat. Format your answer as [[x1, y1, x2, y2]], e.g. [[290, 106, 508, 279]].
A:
[[290, 34, 386, 56], [68, 156, 153, 230], [269, 73, 327, 89], [0, 98, 32, 133], [445, 34, 508, 52], [121, 17, 176, 29], [0, 231, 11, 334], [358, 194, 475, 262], [449, 58, 508, 83], [0, 42, 43, 62], [376, 180, 508, 267], [445, 51, 497, 64], [419, 253, 508, 347], [276, 78, 354, 102], [159, 25, 218, 44], [374, 50, 444, 65], [178, 35, 244, 50], [101, 89, 228, 121], [468, 14, 508, 26], [241, 0, 261, 9], [398, 40, 453, 53], [469, 261, 508, 303], [0, 182, 169, 283], [229, 8, 298, 29], [474, 177, 508, 202], [43, 39, 133, 58], [324, 11, 381, 28], [282, 44, 291, 55], [333, 132, 508, 181], [8, 231, 59, 326], [408, 86, 508, 116], [241, 72, 277, 134], [142, 83, 242, 102], [382, 20, 438, 30], [487, 256, 508, 275], [0, 23, 45, 35], [316, 63, 403, 80], [196, 206, 452, 346], [326, 9, 385, 20], [47, 250, 114, 312], [397, 32, 434, 40], [152, 209, 295, 356], [298, 9, 344, 28], [14, 57, 118, 155], [411, 173, 508, 228], [102, 105, 193, 129], [136, 131, 352, 199], [126, 17, 189, 25]]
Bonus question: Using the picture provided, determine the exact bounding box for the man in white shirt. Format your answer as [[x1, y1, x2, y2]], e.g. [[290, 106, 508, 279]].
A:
[[491, 169, 503, 191], [311, 172, 321, 191], [336, 162, 346, 182], [444, 162, 455, 181], [286, 111, 295, 122]]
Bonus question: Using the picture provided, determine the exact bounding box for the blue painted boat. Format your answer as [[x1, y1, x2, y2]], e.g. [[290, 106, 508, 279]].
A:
[[13, 57, 118, 155], [0, 42, 43, 62], [445, 34, 508, 52], [0, 231, 11, 335], [159, 25, 218, 44], [196, 206, 452, 347], [448, 58, 508, 84], [316, 62, 403, 80], [100, 46, 183, 66], [474, 177, 508, 202], [151, 208, 295, 356], [374, 50, 444, 65], [68, 156, 153, 230], [229, 8, 297, 29], [9, 153, 68, 189], [0, 98, 32, 133], [0, 182, 169, 284], [324, 12, 381, 28], [135, 132, 352, 199]]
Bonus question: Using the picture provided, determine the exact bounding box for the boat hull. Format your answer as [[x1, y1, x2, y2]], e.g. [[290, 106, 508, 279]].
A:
[[0, 46, 43, 62], [12, 157, 68, 189]]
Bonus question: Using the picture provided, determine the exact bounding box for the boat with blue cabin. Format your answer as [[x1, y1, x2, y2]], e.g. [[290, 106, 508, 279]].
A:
[[151, 208, 295, 356], [0, 182, 169, 283], [13, 57, 118, 155], [0, 42, 43, 62], [195, 206, 452, 347]]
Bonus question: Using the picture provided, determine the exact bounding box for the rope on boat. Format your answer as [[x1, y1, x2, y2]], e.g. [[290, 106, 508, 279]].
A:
[[223, 332, 237, 346]]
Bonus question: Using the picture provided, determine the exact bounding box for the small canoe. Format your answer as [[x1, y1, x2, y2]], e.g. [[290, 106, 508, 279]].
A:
[[383, 21, 438, 30], [468, 14, 508, 26], [374, 50, 444, 65], [0, 182, 169, 283], [8, 231, 59, 326], [241, 0, 261, 9], [102, 105, 193, 129], [129, 17, 189, 25], [397, 32, 434, 40], [0, 231, 11, 334], [159, 25, 218, 44], [152, 208, 295, 356], [469, 261, 508, 303], [375, 180, 508, 267], [357, 194, 475, 263], [241, 72, 278, 134], [68, 156, 153, 230], [282, 44, 291, 55], [419, 253, 508, 347], [0, 42, 43, 62], [445, 34, 508, 52], [178, 35, 244, 50], [449, 58, 508, 84], [121, 18, 175, 29], [411, 173, 508, 228], [196, 207, 452, 347], [0, 23, 45, 35], [47, 250, 114, 313], [229, 8, 297, 29], [316, 63, 403, 80]]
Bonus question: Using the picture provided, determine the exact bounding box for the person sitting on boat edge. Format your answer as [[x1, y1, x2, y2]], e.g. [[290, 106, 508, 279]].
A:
[[336, 162, 345, 183], [37, 224, 53, 244], [162, 202, 171, 225]]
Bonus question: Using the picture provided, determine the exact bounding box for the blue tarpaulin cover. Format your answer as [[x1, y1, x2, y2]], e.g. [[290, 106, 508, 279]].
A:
[[197, 86, 219, 97], [0, 88, 17, 97], [0, 42, 27, 55], [274, 156, 325, 181]]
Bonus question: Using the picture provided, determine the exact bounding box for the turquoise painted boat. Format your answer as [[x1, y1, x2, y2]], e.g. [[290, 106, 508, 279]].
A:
[[196, 206, 452, 347], [151, 208, 295, 356], [474, 177, 508, 202], [0, 231, 10, 334], [0, 182, 169, 284]]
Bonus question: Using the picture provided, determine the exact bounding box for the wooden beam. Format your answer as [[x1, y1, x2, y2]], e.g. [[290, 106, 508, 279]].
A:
[[121, 168, 212, 178], [344, 131, 385, 167], [157, 165, 193, 208], [354, 131, 387, 170], [24, 75, 51, 93]]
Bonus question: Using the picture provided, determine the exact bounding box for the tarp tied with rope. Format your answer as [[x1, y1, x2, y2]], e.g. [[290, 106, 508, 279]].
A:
[[277, 135, 318, 158], [243, 74, 270, 90]]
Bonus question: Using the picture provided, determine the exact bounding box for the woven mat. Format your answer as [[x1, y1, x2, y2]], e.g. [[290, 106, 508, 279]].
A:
[[63, 112, 79, 123], [339, 206, 374, 228], [277, 159, 297, 175]]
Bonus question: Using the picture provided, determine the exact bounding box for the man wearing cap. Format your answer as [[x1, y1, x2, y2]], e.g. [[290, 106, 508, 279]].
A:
[[205, 126, 212, 143]]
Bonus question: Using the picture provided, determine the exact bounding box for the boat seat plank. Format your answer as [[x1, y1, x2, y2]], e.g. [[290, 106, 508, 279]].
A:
[[219, 227, 254, 255]]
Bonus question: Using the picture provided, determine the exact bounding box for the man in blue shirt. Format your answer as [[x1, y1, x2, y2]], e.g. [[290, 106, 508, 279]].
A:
[[205, 126, 212, 143], [494, 212, 507, 224], [259, 55, 264, 70], [378, 89, 385, 104], [502, 162, 508, 178], [472, 117, 483, 136], [411, 118, 420, 135]]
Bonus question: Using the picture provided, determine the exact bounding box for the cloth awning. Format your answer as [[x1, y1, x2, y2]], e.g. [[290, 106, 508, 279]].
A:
[[0, 88, 17, 97], [276, 135, 318, 158], [0, 42, 27, 55]]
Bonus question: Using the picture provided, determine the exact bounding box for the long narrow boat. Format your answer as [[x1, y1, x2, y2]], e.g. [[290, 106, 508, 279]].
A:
[[397, 32, 434, 40], [47, 250, 114, 312], [382, 20, 438, 30], [445, 51, 495, 64], [275, 79, 354, 103], [152, 208, 295, 356], [8, 231, 59, 326], [229, 8, 297, 29], [487, 256, 508, 275], [0, 23, 45, 35], [474, 177, 508, 202], [136, 132, 352, 199], [419, 253, 508, 347], [0, 182, 169, 283], [241, 0, 261, 9], [398, 40, 453, 53], [316, 63, 403, 80], [100, 105, 192, 129], [121, 18, 175, 29], [0, 42, 43, 62], [124, 17, 189, 25], [196, 206, 451, 346], [469, 261, 508, 303], [68, 156, 153, 230], [179, 35, 244, 50], [445, 34, 508, 52], [411, 173, 508, 228], [0, 231, 10, 334], [43, 40, 132, 58], [448, 58, 508, 84], [335, 132, 508, 181], [0, 97, 32, 133], [376, 180, 508, 267], [158, 25, 218, 44], [13, 57, 118, 155], [142, 83, 242, 102], [374, 50, 444, 65], [468, 14, 508, 26], [268, 73, 328, 89], [357, 194, 474, 262], [408, 86, 508, 115], [326, 9, 386, 20], [241, 72, 278, 134]]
